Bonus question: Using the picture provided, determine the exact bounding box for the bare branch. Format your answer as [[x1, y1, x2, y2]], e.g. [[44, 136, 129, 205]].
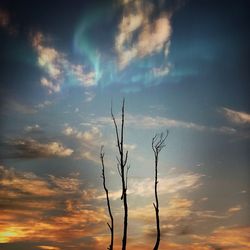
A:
[[116, 155, 121, 165], [117, 163, 122, 177], [111, 101, 121, 153], [152, 130, 169, 250], [112, 98, 129, 250], [125, 164, 130, 190], [124, 150, 128, 166], [100, 146, 114, 250]]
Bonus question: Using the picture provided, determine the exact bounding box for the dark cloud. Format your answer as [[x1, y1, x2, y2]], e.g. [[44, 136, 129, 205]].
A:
[[1, 138, 73, 159]]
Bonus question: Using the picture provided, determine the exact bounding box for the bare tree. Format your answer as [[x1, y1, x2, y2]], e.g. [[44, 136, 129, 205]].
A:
[[111, 98, 130, 250], [152, 131, 169, 250], [100, 146, 114, 250]]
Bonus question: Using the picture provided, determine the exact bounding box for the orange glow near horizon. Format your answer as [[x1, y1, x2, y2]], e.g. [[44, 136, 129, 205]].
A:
[[0, 226, 27, 243]]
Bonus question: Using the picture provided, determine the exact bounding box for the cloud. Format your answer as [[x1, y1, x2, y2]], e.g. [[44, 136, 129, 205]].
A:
[[40, 77, 60, 93], [208, 226, 250, 249], [2, 99, 37, 114], [37, 246, 60, 250], [130, 197, 193, 223], [115, 1, 172, 70], [35, 100, 53, 109], [84, 91, 96, 102], [0, 165, 57, 197], [227, 205, 242, 213], [32, 32, 97, 94], [220, 107, 250, 125], [63, 125, 103, 163], [152, 64, 171, 78], [101, 172, 202, 200], [49, 175, 81, 193], [0, 165, 106, 246], [24, 124, 43, 134], [63, 125, 102, 144], [91, 113, 237, 135], [4, 138, 73, 159]]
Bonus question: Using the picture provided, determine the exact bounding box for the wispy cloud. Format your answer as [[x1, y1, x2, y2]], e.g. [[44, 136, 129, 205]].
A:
[[91, 113, 236, 135], [115, 0, 172, 70], [63, 125, 103, 163], [84, 91, 96, 102], [32, 32, 97, 94], [2, 99, 37, 114], [227, 205, 242, 213], [35, 100, 53, 109], [24, 124, 43, 134], [220, 107, 250, 125], [208, 226, 250, 249], [100, 172, 202, 200], [37, 246, 60, 250], [3, 138, 73, 159]]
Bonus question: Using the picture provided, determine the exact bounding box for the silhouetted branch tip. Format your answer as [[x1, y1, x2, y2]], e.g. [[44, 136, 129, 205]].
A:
[[152, 130, 168, 250]]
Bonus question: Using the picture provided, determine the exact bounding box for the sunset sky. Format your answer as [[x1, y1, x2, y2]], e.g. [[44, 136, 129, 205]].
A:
[[0, 0, 250, 249]]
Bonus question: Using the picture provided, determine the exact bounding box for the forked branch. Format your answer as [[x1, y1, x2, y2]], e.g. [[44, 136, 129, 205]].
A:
[[111, 98, 129, 250], [152, 130, 169, 250]]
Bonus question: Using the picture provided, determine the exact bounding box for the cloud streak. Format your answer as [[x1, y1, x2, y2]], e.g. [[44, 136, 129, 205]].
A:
[[99, 172, 202, 200], [3, 138, 73, 159], [91, 113, 237, 135], [220, 107, 250, 125]]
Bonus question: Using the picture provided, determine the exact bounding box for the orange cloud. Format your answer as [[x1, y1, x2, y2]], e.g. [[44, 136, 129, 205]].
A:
[[0, 165, 106, 245], [37, 246, 60, 250], [209, 226, 250, 249]]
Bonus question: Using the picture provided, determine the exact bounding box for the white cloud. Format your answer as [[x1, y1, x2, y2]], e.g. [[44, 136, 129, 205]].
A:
[[32, 32, 97, 94], [35, 100, 53, 109], [101, 172, 202, 200], [24, 124, 42, 133], [152, 64, 170, 78], [92, 113, 205, 130], [115, 0, 172, 70], [40, 77, 60, 93], [91, 113, 236, 136], [84, 91, 96, 102], [63, 125, 103, 163]]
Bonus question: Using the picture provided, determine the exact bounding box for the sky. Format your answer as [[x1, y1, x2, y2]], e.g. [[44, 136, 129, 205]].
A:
[[0, 0, 250, 249]]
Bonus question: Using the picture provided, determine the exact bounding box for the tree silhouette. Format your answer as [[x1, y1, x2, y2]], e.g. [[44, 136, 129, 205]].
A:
[[100, 146, 114, 250], [100, 99, 169, 250], [152, 131, 169, 250], [111, 98, 130, 250]]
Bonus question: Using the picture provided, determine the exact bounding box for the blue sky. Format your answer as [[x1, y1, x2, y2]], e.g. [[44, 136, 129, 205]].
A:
[[0, 0, 249, 249]]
